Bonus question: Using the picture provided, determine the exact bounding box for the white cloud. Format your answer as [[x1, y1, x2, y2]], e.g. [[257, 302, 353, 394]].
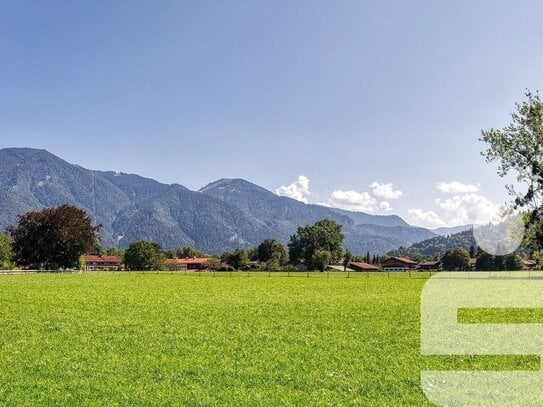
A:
[[436, 193, 500, 226], [318, 182, 401, 213], [406, 208, 448, 229], [325, 191, 393, 213], [379, 201, 393, 211], [407, 191, 502, 229], [328, 190, 380, 212], [275, 175, 310, 203], [277, 177, 395, 213], [370, 182, 403, 199], [437, 181, 480, 194]]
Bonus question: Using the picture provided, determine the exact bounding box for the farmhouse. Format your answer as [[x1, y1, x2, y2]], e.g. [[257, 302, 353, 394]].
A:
[[382, 256, 418, 271], [83, 255, 122, 271], [418, 260, 440, 270], [349, 262, 379, 271], [165, 257, 210, 271]]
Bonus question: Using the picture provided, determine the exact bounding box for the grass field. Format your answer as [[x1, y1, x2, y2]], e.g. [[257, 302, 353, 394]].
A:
[[0, 272, 539, 406]]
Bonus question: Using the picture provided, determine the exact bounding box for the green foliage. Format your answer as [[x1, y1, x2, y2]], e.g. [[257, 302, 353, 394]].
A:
[[164, 250, 176, 259], [481, 90, 543, 249], [221, 248, 249, 270], [312, 249, 331, 272], [124, 241, 165, 270], [520, 212, 543, 253], [90, 242, 106, 256], [0, 233, 13, 269], [493, 254, 505, 271], [247, 246, 258, 261], [530, 250, 542, 266], [176, 246, 208, 259], [204, 257, 222, 271], [504, 252, 524, 270], [256, 239, 286, 264], [105, 247, 124, 262], [410, 253, 425, 263], [475, 252, 494, 271], [441, 247, 470, 271], [263, 257, 281, 271], [288, 219, 344, 268], [9, 205, 99, 269], [474, 251, 523, 271]]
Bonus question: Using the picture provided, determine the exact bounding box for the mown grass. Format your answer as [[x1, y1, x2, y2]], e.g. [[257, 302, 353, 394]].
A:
[[0, 272, 538, 406]]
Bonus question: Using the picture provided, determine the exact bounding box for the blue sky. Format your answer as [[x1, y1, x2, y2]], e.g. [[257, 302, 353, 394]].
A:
[[1, 1, 542, 228]]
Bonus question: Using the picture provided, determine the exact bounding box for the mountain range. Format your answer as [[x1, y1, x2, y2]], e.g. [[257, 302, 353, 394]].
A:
[[0, 148, 462, 254]]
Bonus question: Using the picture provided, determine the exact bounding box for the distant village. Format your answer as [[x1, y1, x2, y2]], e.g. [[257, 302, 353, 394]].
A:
[[81, 252, 539, 272], [2, 204, 540, 273]]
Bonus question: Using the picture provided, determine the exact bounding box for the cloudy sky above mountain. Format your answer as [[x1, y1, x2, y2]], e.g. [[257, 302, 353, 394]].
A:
[[276, 176, 500, 228], [1, 1, 541, 228]]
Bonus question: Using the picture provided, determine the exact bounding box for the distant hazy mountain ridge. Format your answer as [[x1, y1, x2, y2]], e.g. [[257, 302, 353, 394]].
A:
[[0, 148, 439, 253], [431, 224, 473, 236]]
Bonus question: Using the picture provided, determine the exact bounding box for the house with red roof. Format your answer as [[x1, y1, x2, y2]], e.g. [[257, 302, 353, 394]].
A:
[[382, 256, 418, 271], [349, 262, 379, 271], [165, 257, 211, 271], [82, 255, 122, 271]]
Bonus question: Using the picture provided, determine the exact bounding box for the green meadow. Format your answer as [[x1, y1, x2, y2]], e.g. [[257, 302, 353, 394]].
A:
[[0, 272, 539, 406]]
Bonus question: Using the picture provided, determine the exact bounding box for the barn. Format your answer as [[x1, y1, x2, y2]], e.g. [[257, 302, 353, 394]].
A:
[[382, 256, 418, 271]]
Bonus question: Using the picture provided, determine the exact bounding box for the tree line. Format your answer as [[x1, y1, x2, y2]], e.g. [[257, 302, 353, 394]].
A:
[[439, 246, 526, 271]]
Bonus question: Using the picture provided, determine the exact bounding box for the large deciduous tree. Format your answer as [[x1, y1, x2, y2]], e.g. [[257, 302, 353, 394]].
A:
[[504, 252, 524, 271], [441, 247, 470, 271], [221, 248, 249, 270], [480, 91, 543, 249], [204, 257, 222, 271], [475, 252, 494, 271], [312, 249, 332, 272], [9, 205, 100, 269], [256, 239, 286, 264], [124, 241, 165, 270], [288, 219, 344, 269]]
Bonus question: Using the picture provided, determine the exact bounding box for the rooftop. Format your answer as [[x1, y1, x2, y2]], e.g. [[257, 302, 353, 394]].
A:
[[83, 255, 121, 263], [349, 262, 379, 270], [166, 257, 211, 265]]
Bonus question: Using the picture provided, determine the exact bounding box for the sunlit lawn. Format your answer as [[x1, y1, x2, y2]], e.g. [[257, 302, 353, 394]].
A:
[[0, 272, 538, 405]]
